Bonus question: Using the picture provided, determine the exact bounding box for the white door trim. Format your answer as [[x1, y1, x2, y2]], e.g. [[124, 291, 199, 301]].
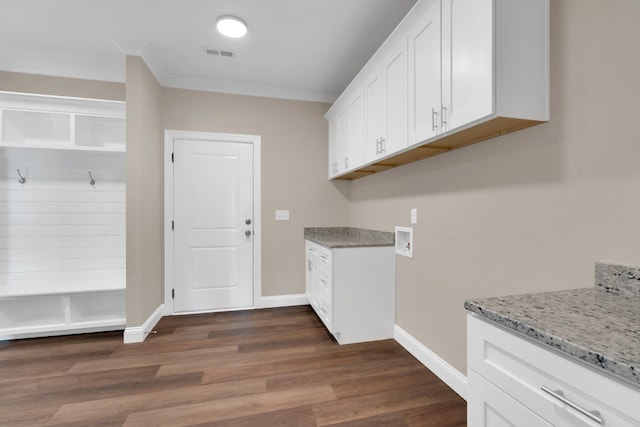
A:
[[163, 129, 261, 315]]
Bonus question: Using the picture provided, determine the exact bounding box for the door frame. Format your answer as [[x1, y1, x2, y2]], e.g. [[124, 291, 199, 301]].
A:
[[163, 129, 261, 315]]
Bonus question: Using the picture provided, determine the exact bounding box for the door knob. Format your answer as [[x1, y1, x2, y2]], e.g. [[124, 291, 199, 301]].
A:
[[245, 230, 252, 237], [245, 219, 251, 225]]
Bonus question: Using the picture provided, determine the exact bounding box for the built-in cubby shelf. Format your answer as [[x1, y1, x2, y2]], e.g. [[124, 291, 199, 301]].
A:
[[0, 91, 125, 152], [0, 91, 126, 340]]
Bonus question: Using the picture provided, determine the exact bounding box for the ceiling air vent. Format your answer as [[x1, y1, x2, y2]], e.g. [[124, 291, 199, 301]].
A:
[[203, 47, 235, 58]]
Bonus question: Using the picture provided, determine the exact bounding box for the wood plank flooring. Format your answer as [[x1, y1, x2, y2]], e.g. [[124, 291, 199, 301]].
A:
[[0, 305, 466, 426]]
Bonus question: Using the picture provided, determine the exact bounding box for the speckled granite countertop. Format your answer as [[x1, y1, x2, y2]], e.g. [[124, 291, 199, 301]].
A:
[[304, 227, 394, 248], [465, 262, 640, 388]]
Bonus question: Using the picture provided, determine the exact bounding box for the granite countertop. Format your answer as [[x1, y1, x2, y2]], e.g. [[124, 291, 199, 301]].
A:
[[304, 227, 394, 248], [465, 262, 640, 388]]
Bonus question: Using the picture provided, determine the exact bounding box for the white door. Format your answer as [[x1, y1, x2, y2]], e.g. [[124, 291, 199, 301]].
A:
[[173, 138, 254, 312]]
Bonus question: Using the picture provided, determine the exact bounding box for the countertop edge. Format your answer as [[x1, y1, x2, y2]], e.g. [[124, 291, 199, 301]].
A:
[[305, 237, 394, 249], [464, 300, 640, 389], [304, 227, 395, 249]]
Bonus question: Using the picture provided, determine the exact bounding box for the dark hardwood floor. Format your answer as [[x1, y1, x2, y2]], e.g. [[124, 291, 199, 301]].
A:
[[0, 305, 466, 426]]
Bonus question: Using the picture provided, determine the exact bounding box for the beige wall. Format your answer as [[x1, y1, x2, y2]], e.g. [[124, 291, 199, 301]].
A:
[[162, 88, 351, 296], [348, 0, 640, 374], [125, 56, 164, 326], [0, 70, 125, 100]]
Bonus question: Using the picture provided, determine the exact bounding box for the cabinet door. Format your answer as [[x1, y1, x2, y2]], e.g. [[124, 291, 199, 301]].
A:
[[441, 0, 493, 132], [346, 86, 365, 170], [408, 0, 442, 145], [327, 112, 339, 177], [364, 67, 383, 162], [336, 108, 348, 174], [468, 370, 552, 427], [382, 38, 408, 155], [305, 256, 315, 306], [327, 105, 348, 177]]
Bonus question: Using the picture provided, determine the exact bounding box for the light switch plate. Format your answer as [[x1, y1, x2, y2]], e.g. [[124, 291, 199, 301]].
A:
[[411, 208, 418, 224], [275, 210, 290, 221]]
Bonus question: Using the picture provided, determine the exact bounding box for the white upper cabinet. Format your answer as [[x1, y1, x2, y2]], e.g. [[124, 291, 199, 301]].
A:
[[440, 0, 493, 134], [409, 0, 493, 143], [346, 86, 365, 170], [328, 83, 366, 177], [408, 0, 442, 144], [363, 69, 383, 162], [381, 37, 408, 156], [327, 105, 347, 178], [325, 0, 549, 180], [363, 37, 408, 163]]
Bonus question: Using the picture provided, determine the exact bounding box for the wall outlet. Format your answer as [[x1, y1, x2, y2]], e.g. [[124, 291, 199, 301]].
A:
[[275, 210, 290, 221], [411, 208, 418, 224]]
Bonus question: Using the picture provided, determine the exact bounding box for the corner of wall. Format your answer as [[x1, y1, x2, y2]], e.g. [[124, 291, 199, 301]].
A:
[[123, 304, 164, 344]]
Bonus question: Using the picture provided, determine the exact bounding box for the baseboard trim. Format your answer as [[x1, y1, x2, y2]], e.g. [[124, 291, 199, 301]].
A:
[[0, 324, 125, 341], [394, 324, 468, 400], [123, 304, 164, 344], [256, 294, 308, 308]]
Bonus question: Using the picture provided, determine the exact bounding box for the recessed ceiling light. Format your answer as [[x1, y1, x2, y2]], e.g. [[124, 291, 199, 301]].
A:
[[216, 16, 247, 38]]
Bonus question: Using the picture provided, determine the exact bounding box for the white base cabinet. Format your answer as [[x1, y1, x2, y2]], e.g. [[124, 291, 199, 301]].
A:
[[305, 240, 395, 345], [467, 314, 640, 426]]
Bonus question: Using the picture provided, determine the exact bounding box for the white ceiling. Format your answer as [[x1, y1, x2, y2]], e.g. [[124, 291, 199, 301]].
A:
[[0, 0, 417, 103]]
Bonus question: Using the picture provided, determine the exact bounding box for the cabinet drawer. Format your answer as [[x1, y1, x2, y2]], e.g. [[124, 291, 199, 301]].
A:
[[305, 241, 319, 258], [317, 247, 332, 267], [468, 369, 552, 427], [317, 268, 332, 300], [315, 290, 333, 332], [305, 241, 332, 265], [468, 315, 640, 426]]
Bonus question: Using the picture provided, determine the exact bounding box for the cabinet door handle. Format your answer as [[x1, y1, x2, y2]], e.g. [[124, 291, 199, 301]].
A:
[[380, 137, 386, 154], [441, 105, 448, 129], [541, 386, 603, 424], [344, 157, 349, 169], [376, 138, 381, 155], [432, 108, 438, 132]]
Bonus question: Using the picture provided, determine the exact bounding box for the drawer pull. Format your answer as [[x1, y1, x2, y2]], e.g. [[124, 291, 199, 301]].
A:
[[541, 386, 603, 424]]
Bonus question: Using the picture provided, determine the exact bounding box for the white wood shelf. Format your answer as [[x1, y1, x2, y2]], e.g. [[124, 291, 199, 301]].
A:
[[0, 91, 126, 340], [0, 142, 126, 152], [0, 91, 126, 153], [0, 270, 125, 297]]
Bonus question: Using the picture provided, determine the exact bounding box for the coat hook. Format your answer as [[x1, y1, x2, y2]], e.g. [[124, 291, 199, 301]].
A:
[[89, 171, 96, 186], [16, 169, 26, 184]]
